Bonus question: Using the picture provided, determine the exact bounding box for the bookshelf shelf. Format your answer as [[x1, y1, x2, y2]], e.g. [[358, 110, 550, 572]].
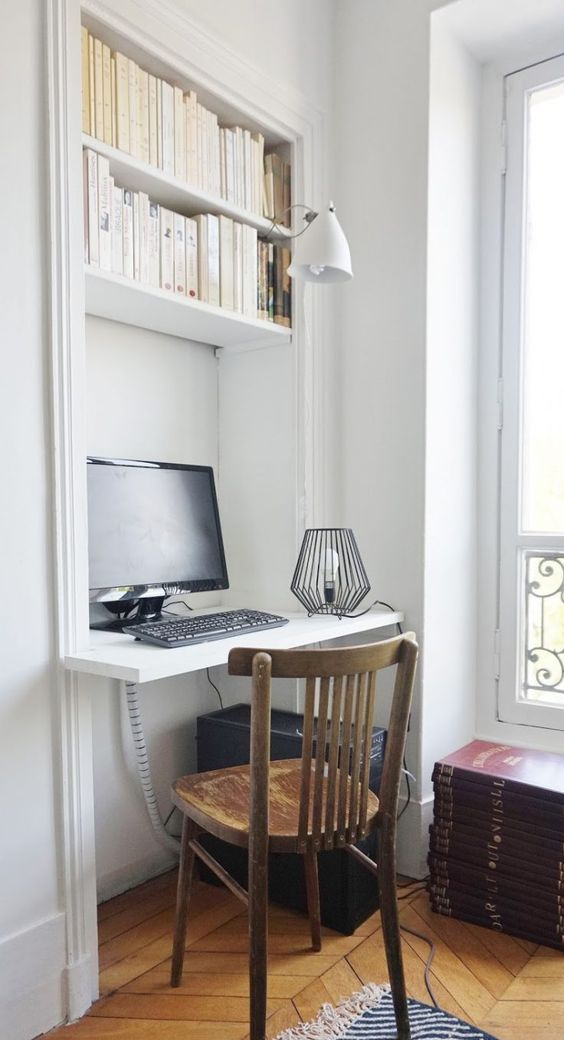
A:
[[82, 134, 292, 242], [84, 266, 292, 349]]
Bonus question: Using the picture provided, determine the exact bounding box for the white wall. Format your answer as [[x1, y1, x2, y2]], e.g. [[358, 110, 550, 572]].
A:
[[422, 14, 481, 861], [0, 2, 67, 1037]]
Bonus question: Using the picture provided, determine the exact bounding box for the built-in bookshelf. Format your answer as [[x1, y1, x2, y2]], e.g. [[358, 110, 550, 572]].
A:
[[81, 20, 294, 348]]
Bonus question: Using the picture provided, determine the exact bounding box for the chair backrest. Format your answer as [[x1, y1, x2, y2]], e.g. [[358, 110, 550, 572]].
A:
[[228, 633, 418, 851]]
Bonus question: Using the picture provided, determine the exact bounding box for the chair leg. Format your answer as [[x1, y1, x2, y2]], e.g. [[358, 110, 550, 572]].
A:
[[170, 816, 197, 987], [303, 849, 322, 952], [378, 821, 410, 1040], [249, 834, 268, 1040]]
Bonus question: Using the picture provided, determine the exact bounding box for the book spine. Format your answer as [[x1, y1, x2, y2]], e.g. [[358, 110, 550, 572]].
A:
[[114, 53, 129, 152], [232, 221, 242, 313], [102, 43, 112, 145], [434, 760, 564, 805], [429, 851, 564, 896], [148, 75, 158, 167], [88, 34, 95, 137], [281, 246, 291, 327], [252, 132, 265, 215], [257, 240, 267, 320], [148, 201, 160, 287], [84, 148, 99, 266], [111, 185, 123, 275], [429, 875, 564, 915], [112, 57, 118, 150], [81, 26, 90, 135], [207, 214, 220, 307], [128, 59, 138, 158], [161, 81, 175, 176], [97, 156, 112, 271], [267, 242, 274, 320], [218, 216, 234, 310], [428, 830, 564, 881], [434, 773, 564, 819], [174, 87, 186, 182], [138, 69, 150, 165], [93, 37, 104, 141], [431, 903, 564, 951], [132, 191, 140, 280], [185, 217, 198, 298], [273, 244, 284, 324], [122, 189, 134, 279], [156, 79, 163, 169], [138, 192, 150, 284], [196, 215, 208, 301], [159, 207, 174, 291], [433, 816, 564, 856], [173, 213, 186, 295], [433, 796, 564, 840]]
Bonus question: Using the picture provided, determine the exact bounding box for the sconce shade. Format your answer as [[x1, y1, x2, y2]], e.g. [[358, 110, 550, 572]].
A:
[[287, 203, 353, 283], [291, 528, 370, 617]]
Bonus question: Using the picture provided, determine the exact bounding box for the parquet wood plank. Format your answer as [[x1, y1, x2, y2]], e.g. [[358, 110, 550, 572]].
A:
[[152, 951, 342, 977], [120, 968, 309, 998], [264, 1001, 302, 1040], [189, 927, 364, 957], [519, 954, 564, 977], [498, 976, 564, 1000], [480, 1001, 564, 1027], [320, 959, 363, 1003], [98, 884, 178, 944], [409, 894, 514, 998], [89, 992, 286, 1021], [97, 871, 178, 922], [461, 921, 535, 976], [99, 887, 236, 968], [399, 905, 497, 1021], [292, 977, 335, 1022], [99, 900, 244, 995], [347, 924, 470, 1021], [48, 1019, 248, 1039]]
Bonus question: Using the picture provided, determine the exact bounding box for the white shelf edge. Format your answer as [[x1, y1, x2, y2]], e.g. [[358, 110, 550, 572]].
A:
[[82, 134, 292, 241], [65, 609, 405, 685], [84, 266, 292, 349]]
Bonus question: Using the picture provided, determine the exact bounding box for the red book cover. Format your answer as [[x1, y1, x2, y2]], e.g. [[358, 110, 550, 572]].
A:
[[429, 874, 564, 917], [435, 740, 564, 802], [428, 851, 564, 895], [432, 818, 564, 859], [433, 786, 564, 835], [431, 902, 564, 951], [428, 829, 564, 883]]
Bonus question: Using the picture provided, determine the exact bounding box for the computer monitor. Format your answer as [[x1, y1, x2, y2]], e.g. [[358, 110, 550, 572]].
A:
[[87, 456, 229, 630]]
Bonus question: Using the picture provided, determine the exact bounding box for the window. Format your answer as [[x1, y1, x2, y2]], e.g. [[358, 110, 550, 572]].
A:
[[499, 54, 564, 729]]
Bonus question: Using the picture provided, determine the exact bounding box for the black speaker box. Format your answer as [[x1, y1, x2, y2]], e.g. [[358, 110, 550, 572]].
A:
[[195, 703, 386, 934]]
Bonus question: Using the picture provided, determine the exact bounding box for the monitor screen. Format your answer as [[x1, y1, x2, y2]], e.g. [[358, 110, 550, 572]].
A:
[[87, 457, 229, 607]]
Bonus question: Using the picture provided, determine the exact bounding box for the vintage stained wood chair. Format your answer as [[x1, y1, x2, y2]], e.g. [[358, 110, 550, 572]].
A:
[[169, 632, 418, 1040]]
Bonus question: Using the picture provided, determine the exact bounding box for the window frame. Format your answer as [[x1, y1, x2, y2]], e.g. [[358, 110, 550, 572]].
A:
[[498, 52, 564, 730]]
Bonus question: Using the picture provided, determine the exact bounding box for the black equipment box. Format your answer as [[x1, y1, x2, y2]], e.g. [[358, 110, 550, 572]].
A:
[[196, 702, 386, 934]]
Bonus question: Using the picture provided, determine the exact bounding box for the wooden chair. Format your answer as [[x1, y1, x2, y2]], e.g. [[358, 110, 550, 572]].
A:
[[170, 633, 418, 1040]]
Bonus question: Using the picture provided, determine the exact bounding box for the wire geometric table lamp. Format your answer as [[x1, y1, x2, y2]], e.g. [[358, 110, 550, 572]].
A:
[[291, 528, 371, 617]]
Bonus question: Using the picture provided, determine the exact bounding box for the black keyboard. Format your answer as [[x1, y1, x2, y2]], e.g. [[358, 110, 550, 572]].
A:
[[127, 608, 289, 648]]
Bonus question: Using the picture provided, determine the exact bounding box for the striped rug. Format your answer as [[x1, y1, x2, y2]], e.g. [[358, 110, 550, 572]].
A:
[[274, 984, 498, 1040]]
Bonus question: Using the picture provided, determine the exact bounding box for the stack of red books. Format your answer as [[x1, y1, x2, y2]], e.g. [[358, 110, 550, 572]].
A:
[[428, 740, 564, 949]]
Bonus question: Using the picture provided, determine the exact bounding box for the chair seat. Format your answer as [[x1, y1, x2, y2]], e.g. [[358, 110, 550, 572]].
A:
[[171, 759, 380, 853]]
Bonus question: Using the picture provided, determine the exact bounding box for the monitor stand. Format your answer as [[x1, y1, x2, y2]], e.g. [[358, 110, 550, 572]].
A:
[[90, 596, 165, 632]]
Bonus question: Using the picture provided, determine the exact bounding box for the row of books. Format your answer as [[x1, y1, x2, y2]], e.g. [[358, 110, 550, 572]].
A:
[[83, 148, 291, 325], [81, 26, 291, 223], [428, 740, 564, 950]]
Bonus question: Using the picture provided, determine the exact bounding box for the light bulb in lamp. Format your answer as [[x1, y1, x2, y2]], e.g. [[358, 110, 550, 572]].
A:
[[323, 547, 340, 604]]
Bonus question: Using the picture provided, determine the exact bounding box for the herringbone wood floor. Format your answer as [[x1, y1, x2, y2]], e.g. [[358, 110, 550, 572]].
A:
[[46, 869, 564, 1039]]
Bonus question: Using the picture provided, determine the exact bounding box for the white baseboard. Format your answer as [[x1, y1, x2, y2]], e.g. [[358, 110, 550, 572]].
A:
[[96, 848, 178, 905], [0, 912, 66, 1040], [396, 793, 434, 878]]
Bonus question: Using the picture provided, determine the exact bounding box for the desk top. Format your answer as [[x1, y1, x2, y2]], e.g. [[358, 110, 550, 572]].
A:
[[64, 608, 404, 684]]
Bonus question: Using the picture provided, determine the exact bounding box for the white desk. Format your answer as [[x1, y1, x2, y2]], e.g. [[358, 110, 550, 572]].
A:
[[65, 608, 404, 684]]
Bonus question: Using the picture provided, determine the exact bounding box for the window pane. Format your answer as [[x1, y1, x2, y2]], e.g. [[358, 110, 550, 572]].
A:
[[521, 80, 564, 533], [523, 552, 564, 705]]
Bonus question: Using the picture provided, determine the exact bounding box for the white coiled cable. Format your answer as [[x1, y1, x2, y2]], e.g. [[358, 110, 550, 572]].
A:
[[125, 681, 180, 855]]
